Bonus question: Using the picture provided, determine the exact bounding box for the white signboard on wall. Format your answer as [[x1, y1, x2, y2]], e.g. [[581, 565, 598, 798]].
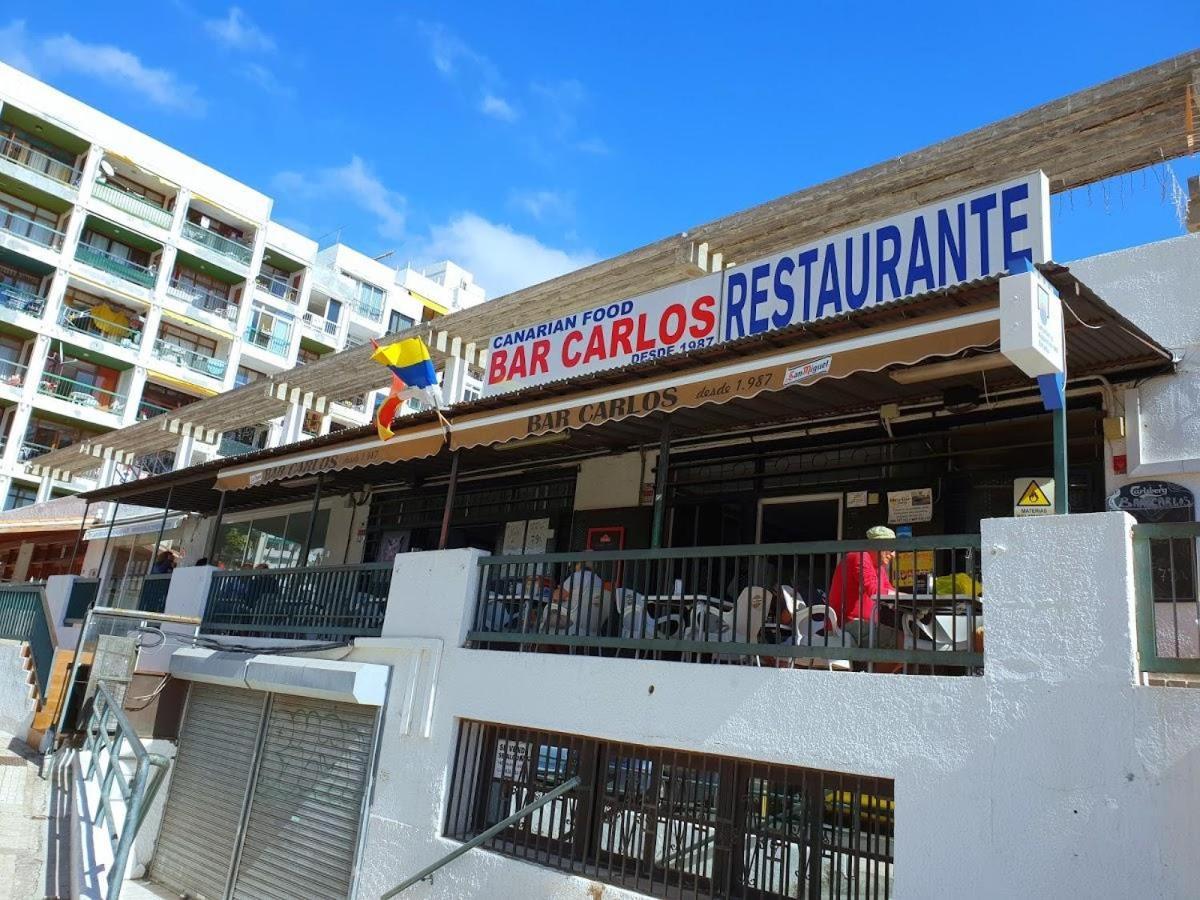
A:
[[999, 269, 1065, 377], [483, 172, 1052, 397], [888, 488, 933, 524]]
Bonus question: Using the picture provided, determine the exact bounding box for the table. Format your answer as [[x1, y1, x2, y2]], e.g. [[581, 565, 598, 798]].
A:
[[881, 594, 982, 651]]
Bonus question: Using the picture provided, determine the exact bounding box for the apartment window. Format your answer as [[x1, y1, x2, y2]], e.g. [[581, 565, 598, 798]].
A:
[[185, 208, 246, 243], [80, 230, 151, 267], [446, 722, 894, 899], [172, 265, 230, 300], [157, 323, 217, 357], [23, 418, 87, 452], [234, 366, 263, 388], [0, 263, 41, 294], [109, 173, 167, 208], [388, 310, 414, 334], [0, 191, 56, 228], [0, 123, 76, 168], [297, 346, 321, 366], [50, 356, 119, 394], [139, 382, 190, 415], [349, 276, 385, 320], [3, 484, 37, 511], [326, 298, 342, 323], [245, 305, 293, 354], [301, 410, 323, 435]]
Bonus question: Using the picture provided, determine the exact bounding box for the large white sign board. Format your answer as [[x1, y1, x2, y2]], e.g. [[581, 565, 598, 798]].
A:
[[485, 172, 1052, 396], [999, 269, 1065, 377]]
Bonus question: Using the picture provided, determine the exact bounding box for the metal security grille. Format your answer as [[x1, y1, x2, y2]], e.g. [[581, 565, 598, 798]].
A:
[[151, 685, 380, 900], [446, 721, 894, 899], [151, 684, 268, 900], [231, 695, 379, 900]]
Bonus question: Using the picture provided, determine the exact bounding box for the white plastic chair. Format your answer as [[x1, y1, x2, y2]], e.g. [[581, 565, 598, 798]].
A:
[[614, 589, 656, 640], [685, 587, 770, 664], [792, 604, 853, 670]]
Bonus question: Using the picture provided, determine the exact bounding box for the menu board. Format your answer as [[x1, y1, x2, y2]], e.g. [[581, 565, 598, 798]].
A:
[[887, 488, 933, 525]]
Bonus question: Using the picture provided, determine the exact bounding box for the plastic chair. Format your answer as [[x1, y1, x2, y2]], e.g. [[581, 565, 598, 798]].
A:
[[792, 604, 853, 671], [614, 589, 656, 640]]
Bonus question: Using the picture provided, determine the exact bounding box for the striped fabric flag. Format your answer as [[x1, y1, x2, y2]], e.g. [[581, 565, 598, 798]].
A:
[[371, 337, 442, 440]]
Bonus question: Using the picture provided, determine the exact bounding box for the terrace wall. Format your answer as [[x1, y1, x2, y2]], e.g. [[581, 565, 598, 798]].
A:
[[352, 511, 1200, 899]]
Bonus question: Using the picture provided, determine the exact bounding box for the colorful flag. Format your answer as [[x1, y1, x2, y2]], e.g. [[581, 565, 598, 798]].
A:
[[371, 338, 442, 440]]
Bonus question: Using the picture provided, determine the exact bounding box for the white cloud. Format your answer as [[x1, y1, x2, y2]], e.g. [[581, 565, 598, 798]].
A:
[[0, 19, 203, 113], [418, 20, 496, 82], [274, 156, 407, 240], [242, 62, 292, 98], [508, 188, 573, 222], [480, 93, 517, 122], [205, 7, 275, 52], [416, 213, 598, 297]]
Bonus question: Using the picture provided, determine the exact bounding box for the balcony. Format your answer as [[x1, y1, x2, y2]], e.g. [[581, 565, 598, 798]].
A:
[[17, 440, 53, 463], [166, 279, 239, 322], [217, 435, 259, 458], [301, 310, 341, 340], [0, 134, 77, 186], [181, 221, 253, 266], [90, 181, 173, 230], [151, 339, 227, 380], [36, 373, 125, 416], [243, 326, 290, 356], [58, 305, 142, 350], [255, 272, 298, 303], [74, 243, 157, 289], [0, 207, 65, 251], [0, 358, 27, 392], [352, 298, 384, 322], [136, 399, 172, 422], [0, 283, 46, 317]]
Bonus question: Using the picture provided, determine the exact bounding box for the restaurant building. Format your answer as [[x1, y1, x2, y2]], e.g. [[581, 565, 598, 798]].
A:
[[2, 50, 1200, 900]]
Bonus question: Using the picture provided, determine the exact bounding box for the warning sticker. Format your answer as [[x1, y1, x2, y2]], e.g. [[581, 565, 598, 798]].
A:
[[1014, 478, 1054, 516]]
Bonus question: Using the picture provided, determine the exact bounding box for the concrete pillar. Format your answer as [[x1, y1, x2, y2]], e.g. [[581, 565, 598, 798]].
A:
[[19, 336, 51, 406], [442, 355, 468, 405], [173, 433, 195, 471], [34, 474, 53, 503], [119, 366, 149, 426], [1, 404, 33, 469]]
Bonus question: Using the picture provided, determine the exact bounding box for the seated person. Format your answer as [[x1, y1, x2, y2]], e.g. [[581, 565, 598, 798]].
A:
[[827, 526, 909, 649], [545, 563, 609, 635]]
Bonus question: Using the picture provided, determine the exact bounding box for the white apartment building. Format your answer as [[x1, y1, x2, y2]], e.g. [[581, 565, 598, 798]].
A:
[[0, 63, 483, 512]]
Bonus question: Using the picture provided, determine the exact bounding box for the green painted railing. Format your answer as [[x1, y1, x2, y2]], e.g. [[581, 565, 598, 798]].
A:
[[64, 577, 100, 623], [1133, 521, 1200, 677], [0, 283, 47, 316], [37, 373, 126, 415], [152, 338, 228, 379], [0, 206, 65, 249], [181, 220, 253, 265], [243, 325, 290, 356], [74, 243, 157, 288], [203, 562, 393, 640], [136, 399, 171, 421], [58, 305, 142, 348], [471, 537, 984, 673], [91, 180, 173, 229], [80, 683, 170, 900], [0, 583, 54, 698], [0, 134, 77, 185]]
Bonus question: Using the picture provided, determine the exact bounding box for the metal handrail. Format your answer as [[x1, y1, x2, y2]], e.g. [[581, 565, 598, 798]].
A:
[[81, 682, 171, 900], [181, 220, 252, 264], [37, 372, 126, 414], [301, 309, 340, 336], [166, 278, 238, 319], [75, 243, 157, 288], [91, 179, 173, 229], [0, 133, 77, 184], [243, 325, 290, 355], [381, 775, 583, 898], [0, 205, 66, 249], [255, 272, 298, 302], [0, 583, 55, 697], [152, 338, 228, 379], [58, 305, 142, 346], [136, 400, 171, 421], [0, 282, 47, 315]]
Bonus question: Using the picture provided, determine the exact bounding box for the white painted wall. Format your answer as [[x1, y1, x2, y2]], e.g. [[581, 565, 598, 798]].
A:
[[344, 514, 1200, 900], [0, 639, 35, 736]]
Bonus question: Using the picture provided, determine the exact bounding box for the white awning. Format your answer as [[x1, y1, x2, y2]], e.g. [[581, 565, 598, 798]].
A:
[[84, 514, 187, 542]]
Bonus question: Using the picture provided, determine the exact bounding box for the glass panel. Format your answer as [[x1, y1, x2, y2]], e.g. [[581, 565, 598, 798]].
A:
[[213, 522, 251, 569]]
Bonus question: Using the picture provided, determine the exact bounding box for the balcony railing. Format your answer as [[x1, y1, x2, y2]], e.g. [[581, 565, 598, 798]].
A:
[[0, 358, 28, 389], [255, 272, 298, 303], [218, 435, 258, 458], [469, 537, 984, 674], [0, 207, 65, 250], [181, 221, 253, 265], [75, 243, 157, 288], [0, 584, 54, 698], [166, 278, 238, 321], [91, 180, 173, 229], [137, 574, 172, 614], [301, 310, 340, 338], [243, 326, 290, 356], [152, 339, 227, 380], [0, 283, 46, 316], [202, 562, 393, 640], [1134, 521, 1200, 680], [352, 299, 384, 321], [128, 449, 175, 478], [37, 372, 125, 415], [64, 577, 100, 623], [136, 399, 171, 421], [0, 134, 78, 186], [58, 305, 142, 349], [17, 440, 53, 463]]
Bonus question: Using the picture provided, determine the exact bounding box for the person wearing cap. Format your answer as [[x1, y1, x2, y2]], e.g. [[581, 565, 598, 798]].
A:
[[826, 526, 907, 650]]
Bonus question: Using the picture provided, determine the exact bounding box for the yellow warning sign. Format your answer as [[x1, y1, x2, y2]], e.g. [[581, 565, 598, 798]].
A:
[[1014, 477, 1055, 516]]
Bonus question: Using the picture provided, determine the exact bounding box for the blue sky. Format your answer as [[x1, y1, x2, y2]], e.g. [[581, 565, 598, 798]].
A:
[[1, 2, 1197, 297]]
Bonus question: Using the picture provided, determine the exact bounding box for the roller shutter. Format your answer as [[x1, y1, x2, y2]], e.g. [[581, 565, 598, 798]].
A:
[[151, 683, 268, 900], [230, 695, 378, 899]]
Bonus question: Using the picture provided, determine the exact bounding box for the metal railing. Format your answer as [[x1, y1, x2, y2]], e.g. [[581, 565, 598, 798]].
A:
[[352, 298, 384, 321], [91, 180, 173, 229], [255, 272, 298, 302], [0, 583, 54, 698], [64, 577, 100, 622], [137, 573, 172, 614], [79, 683, 171, 900], [470, 537, 984, 674], [218, 435, 258, 457], [136, 399, 171, 421], [166, 278, 238, 320], [243, 325, 290, 355], [181, 220, 253, 265], [74, 243, 157, 288], [0, 205, 66, 249], [0, 133, 78, 185], [0, 357, 28, 389], [37, 372, 126, 415], [0, 282, 47, 316], [203, 562, 393, 640], [151, 338, 228, 379], [58, 305, 142, 348], [442, 720, 894, 900], [127, 449, 175, 479], [1134, 521, 1200, 678], [301, 309, 340, 338], [18, 440, 52, 463]]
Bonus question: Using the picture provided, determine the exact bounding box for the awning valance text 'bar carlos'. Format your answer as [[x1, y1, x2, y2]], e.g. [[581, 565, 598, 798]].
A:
[[484, 172, 1050, 396]]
